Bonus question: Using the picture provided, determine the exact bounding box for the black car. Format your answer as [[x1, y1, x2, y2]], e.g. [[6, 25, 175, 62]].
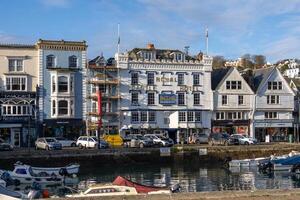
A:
[[0, 139, 13, 151], [208, 133, 231, 146]]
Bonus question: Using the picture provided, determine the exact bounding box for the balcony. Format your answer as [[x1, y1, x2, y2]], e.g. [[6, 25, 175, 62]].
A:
[[88, 64, 117, 71], [88, 93, 120, 100], [87, 111, 119, 116], [88, 77, 119, 85]]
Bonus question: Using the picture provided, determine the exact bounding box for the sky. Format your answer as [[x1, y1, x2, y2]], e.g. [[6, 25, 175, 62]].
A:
[[1, 0, 300, 62]]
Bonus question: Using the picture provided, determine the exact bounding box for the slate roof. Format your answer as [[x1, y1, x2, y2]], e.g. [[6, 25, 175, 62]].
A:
[[0, 43, 35, 49], [251, 66, 275, 92], [211, 67, 232, 90]]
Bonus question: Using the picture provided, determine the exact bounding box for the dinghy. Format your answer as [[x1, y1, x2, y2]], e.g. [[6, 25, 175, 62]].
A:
[[14, 162, 79, 176]]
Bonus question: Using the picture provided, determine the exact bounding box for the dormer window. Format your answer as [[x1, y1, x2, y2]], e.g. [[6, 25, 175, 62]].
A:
[[143, 52, 152, 60], [176, 53, 182, 61]]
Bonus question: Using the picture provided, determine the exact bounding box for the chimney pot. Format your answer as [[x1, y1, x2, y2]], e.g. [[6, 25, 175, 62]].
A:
[[147, 43, 155, 49]]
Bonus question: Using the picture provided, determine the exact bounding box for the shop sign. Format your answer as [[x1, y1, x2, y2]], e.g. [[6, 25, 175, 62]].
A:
[[0, 93, 35, 99], [159, 94, 177, 105], [1, 116, 32, 121], [160, 147, 171, 157], [255, 122, 293, 128], [199, 148, 207, 156]]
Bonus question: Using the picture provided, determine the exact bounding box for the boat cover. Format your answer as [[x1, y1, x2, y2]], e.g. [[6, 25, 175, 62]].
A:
[[112, 176, 167, 193]]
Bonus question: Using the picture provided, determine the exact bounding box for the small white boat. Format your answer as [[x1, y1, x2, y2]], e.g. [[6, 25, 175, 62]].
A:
[[66, 185, 139, 197], [229, 157, 268, 168], [0, 165, 63, 185], [14, 162, 79, 176]]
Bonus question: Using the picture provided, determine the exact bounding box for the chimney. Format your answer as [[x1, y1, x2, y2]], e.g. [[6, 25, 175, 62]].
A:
[[147, 43, 155, 49]]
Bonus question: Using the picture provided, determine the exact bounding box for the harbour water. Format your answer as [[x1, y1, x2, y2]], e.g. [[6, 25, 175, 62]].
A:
[[3, 162, 300, 197]]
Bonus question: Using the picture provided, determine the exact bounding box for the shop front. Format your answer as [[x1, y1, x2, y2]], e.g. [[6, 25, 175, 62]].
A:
[[254, 120, 294, 142], [41, 119, 85, 140], [0, 91, 37, 147], [212, 120, 251, 136]]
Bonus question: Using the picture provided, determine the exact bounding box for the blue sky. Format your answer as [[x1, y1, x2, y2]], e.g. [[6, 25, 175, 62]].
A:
[[1, 0, 300, 62]]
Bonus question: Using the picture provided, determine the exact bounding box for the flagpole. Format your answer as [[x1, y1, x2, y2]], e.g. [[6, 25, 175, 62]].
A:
[[118, 23, 120, 54], [205, 28, 208, 55]]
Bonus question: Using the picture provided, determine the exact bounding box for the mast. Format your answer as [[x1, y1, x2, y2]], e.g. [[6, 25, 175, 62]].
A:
[[117, 23, 121, 135], [205, 28, 209, 55]]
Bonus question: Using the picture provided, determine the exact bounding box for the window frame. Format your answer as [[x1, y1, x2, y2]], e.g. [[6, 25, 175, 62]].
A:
[[131, 111, 139, 123], [222, 95, 228, 105], [194, 93, 201, 105], [8, 59, 24, 72], [147, 92, 155, 105], [177, 73, 185, 86], [147, 72, 155, 85], [177, 92, 185, 106], [131, 72, 139, 85], [238, 95, 244, 105], [69, 55, 78, 68], [5, 76, 27, 91], [58, 100, 68, 116], [178, 111, 186, 122], [131, 92, 139, 106], [46, 55, 55, 68]]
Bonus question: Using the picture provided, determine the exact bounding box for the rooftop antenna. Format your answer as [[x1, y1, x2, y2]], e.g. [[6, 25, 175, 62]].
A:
[[184, 46, 190, 55], [205, 28, 209, 55]]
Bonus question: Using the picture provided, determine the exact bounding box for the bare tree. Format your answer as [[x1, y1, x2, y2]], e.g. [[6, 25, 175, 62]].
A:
[[212, 56, 226, 69], [252, 55, 266, 69]]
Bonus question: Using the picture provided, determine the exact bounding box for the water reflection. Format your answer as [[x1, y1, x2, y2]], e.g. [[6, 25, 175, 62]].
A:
[[3, 162, 300, 196]]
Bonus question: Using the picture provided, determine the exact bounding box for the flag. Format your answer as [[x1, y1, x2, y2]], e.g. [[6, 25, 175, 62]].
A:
[[206, 28, 208, 38], [118, 36, 120, 45]]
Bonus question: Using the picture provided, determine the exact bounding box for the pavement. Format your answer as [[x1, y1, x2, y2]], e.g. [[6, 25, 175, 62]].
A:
[[54, 188, 300, 200]]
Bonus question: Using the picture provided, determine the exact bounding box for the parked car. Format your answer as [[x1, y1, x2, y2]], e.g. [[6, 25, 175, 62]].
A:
[[208, 133, 231, 146], [121, 134, 138, 143], [144, 134, 173, 147], [35, 137, 62, 150], [98, 139, 109, 149], [243, 135, 258, 144], [0, 139, 13, 151], [230, 134, 254, 145], [124, 134, 154, 148], [191, 133, 209, 144], [76, 136, 98, 149], [55, 137, 77, 147]]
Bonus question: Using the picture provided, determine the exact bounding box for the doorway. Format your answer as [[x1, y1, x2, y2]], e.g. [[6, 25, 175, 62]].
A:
[[11, 128, 20, 147]]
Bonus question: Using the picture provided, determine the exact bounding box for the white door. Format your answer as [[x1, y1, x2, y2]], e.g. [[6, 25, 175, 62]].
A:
[[11, 128, 20, 147]]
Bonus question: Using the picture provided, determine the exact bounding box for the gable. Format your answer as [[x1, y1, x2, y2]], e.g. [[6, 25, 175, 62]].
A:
[[216, 67, 254, 94], [257, 68, 295, 96]]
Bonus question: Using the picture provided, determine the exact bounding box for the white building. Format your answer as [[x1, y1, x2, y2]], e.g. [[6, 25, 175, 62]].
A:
[[211, 67, 254, 136], [281, 59, 299, 78], [116, 44, 213, 143], [252, 67, 295, 142]]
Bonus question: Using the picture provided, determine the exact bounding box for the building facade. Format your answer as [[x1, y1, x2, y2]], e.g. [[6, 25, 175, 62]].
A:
[[252, 67, 295, 142], [86, 56, 120, 136], [0, 44, 39, 147], [211, 67, 254, 136], [117, 44, 213, 143], [36, 40, 87, 139]]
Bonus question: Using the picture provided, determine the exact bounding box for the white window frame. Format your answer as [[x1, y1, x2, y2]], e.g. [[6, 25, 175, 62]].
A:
[[131, 111, 139, 123], [238, 95, 244, 105], [265, 112, 278, 119], [140, 111, 148, 122], [147, 92, 155, 105], [187, 111, 194, 122], [69, 55, 78, 68], [178, 92, 185, 106], [178, 111, 186, 122], [222, 95, 228, 105], [131, 92, 139, 106], [193, 74, 200, 85], [147, 72, 155, 85], [267, 95, 280, 104], [46, 55, 56, 68], [194, 93, 201, 105], [131, 72, 139, 85], [148, 111, 156, 122], [5, 76, 27, 91], [177, 73, 185, 85], [1, 104, 31, 116]]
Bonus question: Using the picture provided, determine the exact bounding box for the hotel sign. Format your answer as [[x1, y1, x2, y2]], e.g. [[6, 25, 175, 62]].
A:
[[159, 93, 177, 105]]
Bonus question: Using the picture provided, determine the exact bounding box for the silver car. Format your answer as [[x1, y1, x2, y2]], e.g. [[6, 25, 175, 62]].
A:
[[35, 137, 62, 150]]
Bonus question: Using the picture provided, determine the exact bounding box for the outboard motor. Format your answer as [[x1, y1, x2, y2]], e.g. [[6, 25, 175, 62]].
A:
[[1, 171, 20, 186], [27, 182, 42, 199], [291, 164, 300, 173], [59, 168, 69, 177], [258, 161, 273, 173], [170, 183, 181, 193]]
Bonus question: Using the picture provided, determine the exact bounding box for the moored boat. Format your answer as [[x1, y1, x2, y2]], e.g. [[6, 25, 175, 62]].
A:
[[0, 165, 63, 185], [14, 162, 79, 176]]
